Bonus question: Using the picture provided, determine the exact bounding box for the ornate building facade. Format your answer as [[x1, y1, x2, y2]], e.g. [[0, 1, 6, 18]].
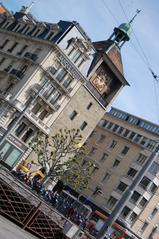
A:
[[0, 4, 129, 168]]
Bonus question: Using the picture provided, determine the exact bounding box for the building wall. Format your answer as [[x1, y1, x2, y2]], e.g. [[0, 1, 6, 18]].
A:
[[82, 109, 159, 238]]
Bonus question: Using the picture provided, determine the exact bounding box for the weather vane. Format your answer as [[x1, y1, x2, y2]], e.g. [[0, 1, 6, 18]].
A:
[[129, 9, 141, 24]]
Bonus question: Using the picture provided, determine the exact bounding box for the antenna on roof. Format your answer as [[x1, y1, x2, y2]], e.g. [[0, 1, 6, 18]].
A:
[[129, 9, 141, 24]]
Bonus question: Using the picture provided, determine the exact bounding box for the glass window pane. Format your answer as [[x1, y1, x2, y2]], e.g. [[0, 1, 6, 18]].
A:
[[4, 148, 22, 167], [0, 142, 11, 157]]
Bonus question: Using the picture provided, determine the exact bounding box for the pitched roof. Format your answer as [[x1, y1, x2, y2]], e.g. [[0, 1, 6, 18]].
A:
[[93, 40, 124, 75]]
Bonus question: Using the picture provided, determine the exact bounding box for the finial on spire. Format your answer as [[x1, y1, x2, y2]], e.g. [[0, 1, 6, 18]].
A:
[[28, 1, 35, 10], [129, 9, 141, 24]]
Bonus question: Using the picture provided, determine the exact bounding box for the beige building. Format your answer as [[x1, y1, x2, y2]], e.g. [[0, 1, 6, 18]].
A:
[[83, 107, 159, 238], [0, 4, 130, 168]]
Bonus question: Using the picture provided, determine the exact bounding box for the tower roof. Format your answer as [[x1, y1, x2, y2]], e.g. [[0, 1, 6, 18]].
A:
[[114, 22, 132, 41]]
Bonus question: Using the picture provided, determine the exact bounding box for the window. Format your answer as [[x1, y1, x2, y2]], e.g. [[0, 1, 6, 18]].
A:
[[50, 61, 61, 75], [39, 109, 48, 120], [139, 197, 148, 208], [15, 122, 27, 137], [7, 116, 18, 129], [87, 102, 93, 110], [121, 146, 129, 155], [14, 24, 21, 32], [109, 140, 117, 149], [92, 165, 99, 174], [32, 103, 42, 115], [80, 121, 87, 131], [140, 137, 147, 146], [127, 168, 137, 178], [21, 128, 34, 143], [112, 124, 119, 132], [123, 129, 129, 137], [17, 44, 28, 56], [116, 182, 127, 193], [101, 172, 110, 182], [56, 68, 67, 82], [112, 159, 120, 168], [50, 91, 61, 105], [100, 153, 108, 161], [136, 154, 147, 165], [128, 132, 135, 140], [97, 135, 106, 144], [89, 147, 97, 155], [23, 26, 31, 34], [46, 31, 55, 40], [120, 206, 131, 218], [107, 122, 113, 130], [149, 208, 158, 219], [43, 83, 56, 99], [77, 57, 85, 67], [69, 110, 78, 120], [70, 49, 81, 63], [7, 42, 18, 53], [4, 64, 12, 72], [139, 221, 148, 234], [129, 212, 137, 223], [146, 140, 156, 151], [107, 196, 117, 209], [20, 64, 28, 74], [101, 120, 108, 128], [148, 162, 159, 176], [63, 75, 73, 88], [139, 176, 151, 190], [149, 183, 157, 194], [0, 39, 9, 49], [68, 46, 76, 56], [0, 57, 6, 66], [33, 28, 41, 37], [134, 134, 142, 143], [130, 191, 140, 203], [118, 127, 124, 134], [2, 146, 22, 167]]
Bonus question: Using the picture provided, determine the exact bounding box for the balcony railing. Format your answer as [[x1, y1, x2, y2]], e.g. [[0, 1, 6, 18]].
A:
[[48, 67, 73, 96], [24, 52, 38, 62], [10, 69, 24, 80]]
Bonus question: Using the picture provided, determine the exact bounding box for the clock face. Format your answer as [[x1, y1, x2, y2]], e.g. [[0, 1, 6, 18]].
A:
[[92, 76, 106, 92]]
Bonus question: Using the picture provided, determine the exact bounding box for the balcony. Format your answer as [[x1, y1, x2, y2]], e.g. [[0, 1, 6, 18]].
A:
[[24, 52, 38, 62], [30, 85, 61, 112], [26, 109, 50, 134], [48, 67, 73, 96], [9, 69, 24, 80]]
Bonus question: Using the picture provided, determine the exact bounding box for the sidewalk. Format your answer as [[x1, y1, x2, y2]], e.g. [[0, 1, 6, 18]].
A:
[[0, 215, 37, 239]]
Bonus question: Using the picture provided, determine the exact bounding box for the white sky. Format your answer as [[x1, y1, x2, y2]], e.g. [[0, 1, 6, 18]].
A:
[[4, 0, 159, 124]]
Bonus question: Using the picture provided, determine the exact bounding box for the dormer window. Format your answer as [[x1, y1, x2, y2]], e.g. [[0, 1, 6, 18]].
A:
[[13, 24, 22, 32], [70, 49, 81, 63], [67, 37, 92, 68], [46, 31, 54, 40], [2, 21, 11, 29], [23, 26, 31, 34], [33, 28, 41, 37]]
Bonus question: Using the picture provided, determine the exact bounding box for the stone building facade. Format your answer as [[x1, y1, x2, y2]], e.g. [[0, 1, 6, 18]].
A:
[[83, 107, 159, 239], [0, 4, 129, 168]]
